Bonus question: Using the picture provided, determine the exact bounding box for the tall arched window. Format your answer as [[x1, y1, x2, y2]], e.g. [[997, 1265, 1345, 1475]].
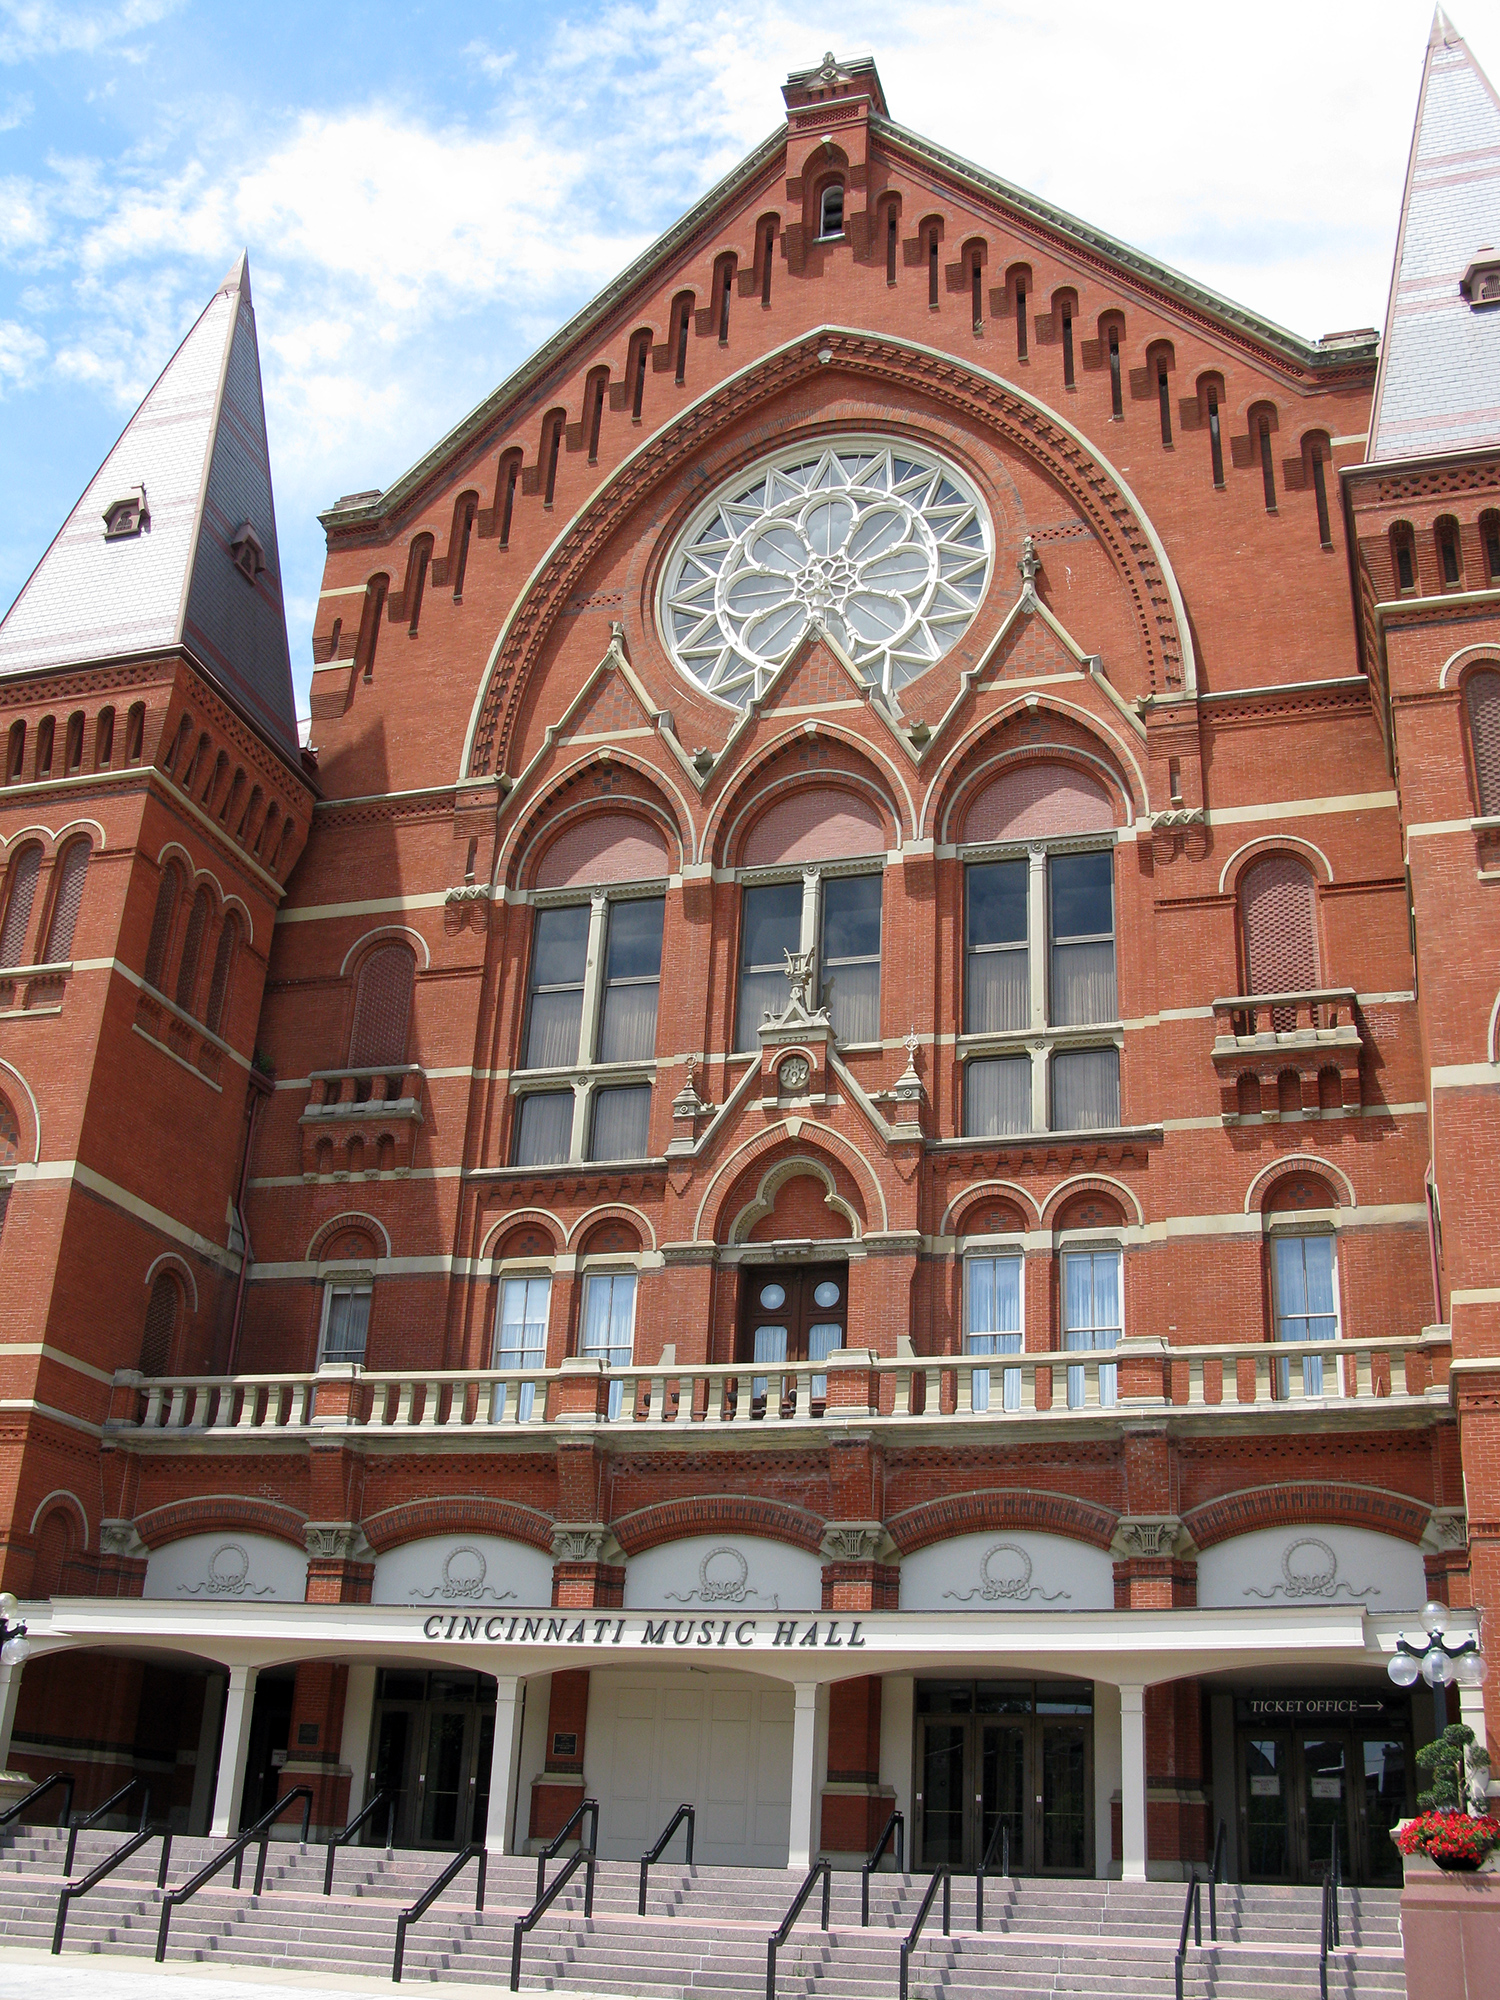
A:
[[175, 885, 212, 1011], [0, 1090, 19, 1247], [143, 862, 183, 989], [1465, 668, 1500, 815], [204, 911, 241, 1036], [43, 837, 91, 961], [139, 1270, 180, 1375], [348, 943, 416, 1068], [818, 182, 844, 238], [1240, 853, 1319, 1016], [355, 573, 389, 679], [0, 842, 42, 966], [5, 720, 24, 783]]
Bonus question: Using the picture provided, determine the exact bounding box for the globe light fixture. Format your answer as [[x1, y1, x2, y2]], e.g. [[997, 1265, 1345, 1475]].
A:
[[1389, 1604, 1485, 1688], [0, 1591, 27, 1667]]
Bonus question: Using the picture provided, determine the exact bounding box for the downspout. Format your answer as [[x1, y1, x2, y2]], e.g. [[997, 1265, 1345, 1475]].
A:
[[1425, 1161, 1445, 1328], [226, 1068, 274, 1371]]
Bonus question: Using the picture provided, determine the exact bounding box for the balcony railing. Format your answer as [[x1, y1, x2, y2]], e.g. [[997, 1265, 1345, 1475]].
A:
[[1211, 988, 1359, 1047], [106, 1331, 1448, 1440]]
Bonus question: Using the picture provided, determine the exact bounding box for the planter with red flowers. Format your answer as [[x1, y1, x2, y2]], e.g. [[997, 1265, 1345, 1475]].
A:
[[1395, 1809, 1500, 1873]]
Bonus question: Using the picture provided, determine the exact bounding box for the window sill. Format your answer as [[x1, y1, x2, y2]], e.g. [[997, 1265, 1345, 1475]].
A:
[[932, 1123, 1163, 1151], [494, 1155, 668, 1179], [510, 1061, 657, 1091], [956, 1024, 1124, 1055]]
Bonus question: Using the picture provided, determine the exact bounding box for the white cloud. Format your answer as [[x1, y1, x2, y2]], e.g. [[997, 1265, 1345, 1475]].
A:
[[0, 0, 183, 64], [0, 316, 44, 388]]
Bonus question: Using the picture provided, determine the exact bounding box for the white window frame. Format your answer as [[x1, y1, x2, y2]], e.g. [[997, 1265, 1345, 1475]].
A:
[[1057, 1234, 1123, 1410], [512, 882, 665, 1166], [317, 1274, 373, 1367], [963, 1243, 1026, 1412], [818, 183, 846, 240], [1266, 1217, 1342, 1397], [959, 834, 1121, 1137], [491, 1264, 553, 1421], [734, 858, 885, 1052], [578, 1264, 639, 1420]]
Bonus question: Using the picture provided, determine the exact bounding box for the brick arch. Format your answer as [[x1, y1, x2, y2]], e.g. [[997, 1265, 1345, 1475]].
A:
[[1244, 1154, 1355, 1213], [1183, 1483, 1430, 1551], [361, 1496, 555, 1554], [464, 332, 1192, 781], [931, 715, 1141, 848], [613, 1495, 825, 1556], [478, 1206, 565, 1260], [565, 1201, 658, 1251], [888, 1488, 1117, 1554], [134, 1496, 308, 1550], [504, 760, 688, 893], [707, 730, 908, 869], [308, 1211, 392, 1262], [1040, 1173, 1144, 1229], [942, 1180, 1043, 1234], [725, 1151, 862, 1244], [702, 1130, 876, 1243]]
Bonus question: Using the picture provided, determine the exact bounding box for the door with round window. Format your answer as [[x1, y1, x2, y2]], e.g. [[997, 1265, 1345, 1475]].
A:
[[737, 1263, 848, 1418]]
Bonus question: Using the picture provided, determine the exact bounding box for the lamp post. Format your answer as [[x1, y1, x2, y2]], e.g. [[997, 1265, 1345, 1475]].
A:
[[1387, 1600, 1487, 1689], [0, 1593, 30, 1668]]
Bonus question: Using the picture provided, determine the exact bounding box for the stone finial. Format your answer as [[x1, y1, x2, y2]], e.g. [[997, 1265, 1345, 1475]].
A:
[[1018, 535, 1041, 610]]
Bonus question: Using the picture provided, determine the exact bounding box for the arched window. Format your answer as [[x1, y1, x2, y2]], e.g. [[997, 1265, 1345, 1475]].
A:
[[64, 711, 85, 774], [166, 714, 194, 774], [449, 490, 477, 598], [5, 720, 24, 783], [143, 862, 183, 989], [236, 783, 263, 843], [220, 768, 245, 828], [203, 750, 228, 810], [497, 450, 523, 544], [818, 182, 844, 238], [1390, 522, 1417, 593], [124, 703, 145, 765], [671, 291, 694, 385], [0, 842, 42, 967], [139, 1270, 180, 1375], [204, 911, 241, 1036], [175, 885, 212, 1011], [43, 837, 91, 962], [403, 535, 433, 634], [183, 732, 210, 793], [1250, 403, 1278, 510], [540, 410, 565, 508], [0, 1090, 18, 1247], [1436, 515, 1463, 587], [95, 706, 114, 770], [1301, 432, 1334, 550], [35, 715, 54, 778], [584, 372, 608, 463], [355, 573, 389, 679], [1483, 509, 1500, 583], [712, 255, 735, 342], [31, 1506, 77, 1599], [1240, 853, 1319, 1010], [1465, 668, 1500, 815], [348, 943, 416, 1068], [1147, 340, 1174, 445], [627, 330, 651, 421], [925, 218, 941, 308]]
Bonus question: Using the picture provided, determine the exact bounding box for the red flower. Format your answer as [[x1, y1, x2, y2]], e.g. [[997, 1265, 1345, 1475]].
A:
[[1394, 1810, 1500, 1860]]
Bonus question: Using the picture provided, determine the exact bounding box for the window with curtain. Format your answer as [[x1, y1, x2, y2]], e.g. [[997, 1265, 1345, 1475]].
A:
[[513, 1091, 572, 1167], [967, 1254, 1023, 1411], [589, 1083, 651, 1161], [1465, 669, 1500, 817], [523, 904, 589, 1068], [348, 943, 415, 1068], [320, 1282, 371, 1365], [580, 1270, 636, 1418], [1272, 1233, 1338, 1396], [43, 838, 90, 962], [1049, 851, 1116, 1025], [0, 843, 42, 968], [966, 858, 1028, 1031], [597, 897, 663, 1062], [1062, 1248, 1121, 1409], [492, 1274, 550, 1420], [820, 875, 881, 1044], [737, 881, 801, 1049], [966, 1054, 1030, 1138], [1051, 1047, 1120, 1131]]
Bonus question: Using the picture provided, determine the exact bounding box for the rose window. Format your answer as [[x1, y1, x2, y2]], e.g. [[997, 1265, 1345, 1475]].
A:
[[659, 439, 993, 706]]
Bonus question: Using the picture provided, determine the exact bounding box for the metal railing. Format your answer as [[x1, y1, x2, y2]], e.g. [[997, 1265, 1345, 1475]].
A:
[[1173, 1868, 1221, 2000], [393, 1842, 486, 1982], [639, 1802, 694, 1914], [154, 1786, 313, 1961], [859, 1807, 904, 1925], [899, 1865, 950, 2000], [0, 1771, 75, 1830], [64, 1777, 150, 1876], [974, 1817, 1011, 1932], [1319, 1824, 1342, 2000], [1207, 1816, 1227, 1937], [53, 1820, 171, 1953], [110, 1327, 1448, 1439], [510, 1841, 594, 1992], [766, 1860, 830, 2000], [324, 1787, 395, 1895], [536, 1796, 598, 1898]]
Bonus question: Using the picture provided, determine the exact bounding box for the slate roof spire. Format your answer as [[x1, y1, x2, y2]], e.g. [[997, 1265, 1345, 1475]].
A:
[[0, 253, 300, 762], [1367, 9, 1500, 463]]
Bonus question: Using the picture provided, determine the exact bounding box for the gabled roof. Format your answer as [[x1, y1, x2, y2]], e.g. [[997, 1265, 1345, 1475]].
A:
[[1367, 9, 1500, 463], [323, 65, 1378, 537], [0, 254, 300, 762]]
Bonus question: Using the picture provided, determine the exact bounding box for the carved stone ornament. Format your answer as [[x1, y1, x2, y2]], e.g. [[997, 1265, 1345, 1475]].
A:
[[99, 1519, 147, 1560], [665, 1545, 781, 1608], [943, 1541, 1070, 1604], [1242, 1536, 1376, 1603], [820, 1524, 893, 1564], [410, 1543, 514, 1604], [304, 1522, 371, 1564], [1422, 1507, 1469, 1552], [1111, 1517, 1192, 1561], [177, 1541, 274, 1598], [778, 1054, 812, 1093], [552, 1524, 622, 1565]]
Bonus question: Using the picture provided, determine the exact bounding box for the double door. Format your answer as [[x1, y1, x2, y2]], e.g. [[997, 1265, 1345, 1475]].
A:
[[368, 1670, 496, 1849], [916, 1689, 1092, 1875], [737, 1262, 847, 1417], [1239, 1728, 1409, 1885]]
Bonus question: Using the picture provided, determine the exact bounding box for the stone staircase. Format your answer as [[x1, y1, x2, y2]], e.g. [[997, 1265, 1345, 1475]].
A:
[[0, 1828, 1406, 1998]]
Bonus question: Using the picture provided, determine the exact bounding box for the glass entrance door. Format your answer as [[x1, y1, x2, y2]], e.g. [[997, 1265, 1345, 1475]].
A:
[[915, 1681, 1093, 1876], [368, 1669, 497, 1849], [1237, 1720, 1412, 1884]]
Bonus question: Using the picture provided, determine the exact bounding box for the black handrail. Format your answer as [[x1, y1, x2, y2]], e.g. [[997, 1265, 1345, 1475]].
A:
[[859, 1807, 904, 1926], [53, 1822, 172, 1953], [766, 1859, 831, 2000], [324, 1787, 395, 1895], [1317, 1821, 1341, 2000], [638, 1802, 694, 1915], [1173, 1875, 1200, 2000], [154, 1786, 313, 1961], [535, 1796, 598, 1898], [64, 1776, 150, 1877], [393, 1841, 486, 1982], [1208, 1816, 1227, 1936], [898, 1864, 950, 2000], [0, 1770, 75, 1830], [510, 1841, 595, 1991], [974, 1813, 1011, 1933]]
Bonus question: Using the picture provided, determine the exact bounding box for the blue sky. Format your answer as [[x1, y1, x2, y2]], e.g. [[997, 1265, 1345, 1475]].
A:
[[0, 0, 1486, 714]]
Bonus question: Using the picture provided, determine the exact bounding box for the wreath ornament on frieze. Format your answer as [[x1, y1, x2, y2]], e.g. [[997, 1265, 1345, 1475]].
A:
[[466, 333, 1187, 780]]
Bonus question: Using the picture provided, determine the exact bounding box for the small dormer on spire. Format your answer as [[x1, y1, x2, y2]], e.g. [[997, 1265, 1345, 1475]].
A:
[[782, 51, 888, 117]]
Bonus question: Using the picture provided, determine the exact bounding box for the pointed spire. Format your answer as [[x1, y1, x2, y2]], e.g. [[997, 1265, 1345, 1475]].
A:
[[0, 255, 298, 760], [1367, 13, 1500, 462]]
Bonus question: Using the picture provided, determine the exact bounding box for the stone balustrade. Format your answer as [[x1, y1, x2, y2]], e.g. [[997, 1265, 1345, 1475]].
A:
[[1209, 987, 1364, 1122]]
